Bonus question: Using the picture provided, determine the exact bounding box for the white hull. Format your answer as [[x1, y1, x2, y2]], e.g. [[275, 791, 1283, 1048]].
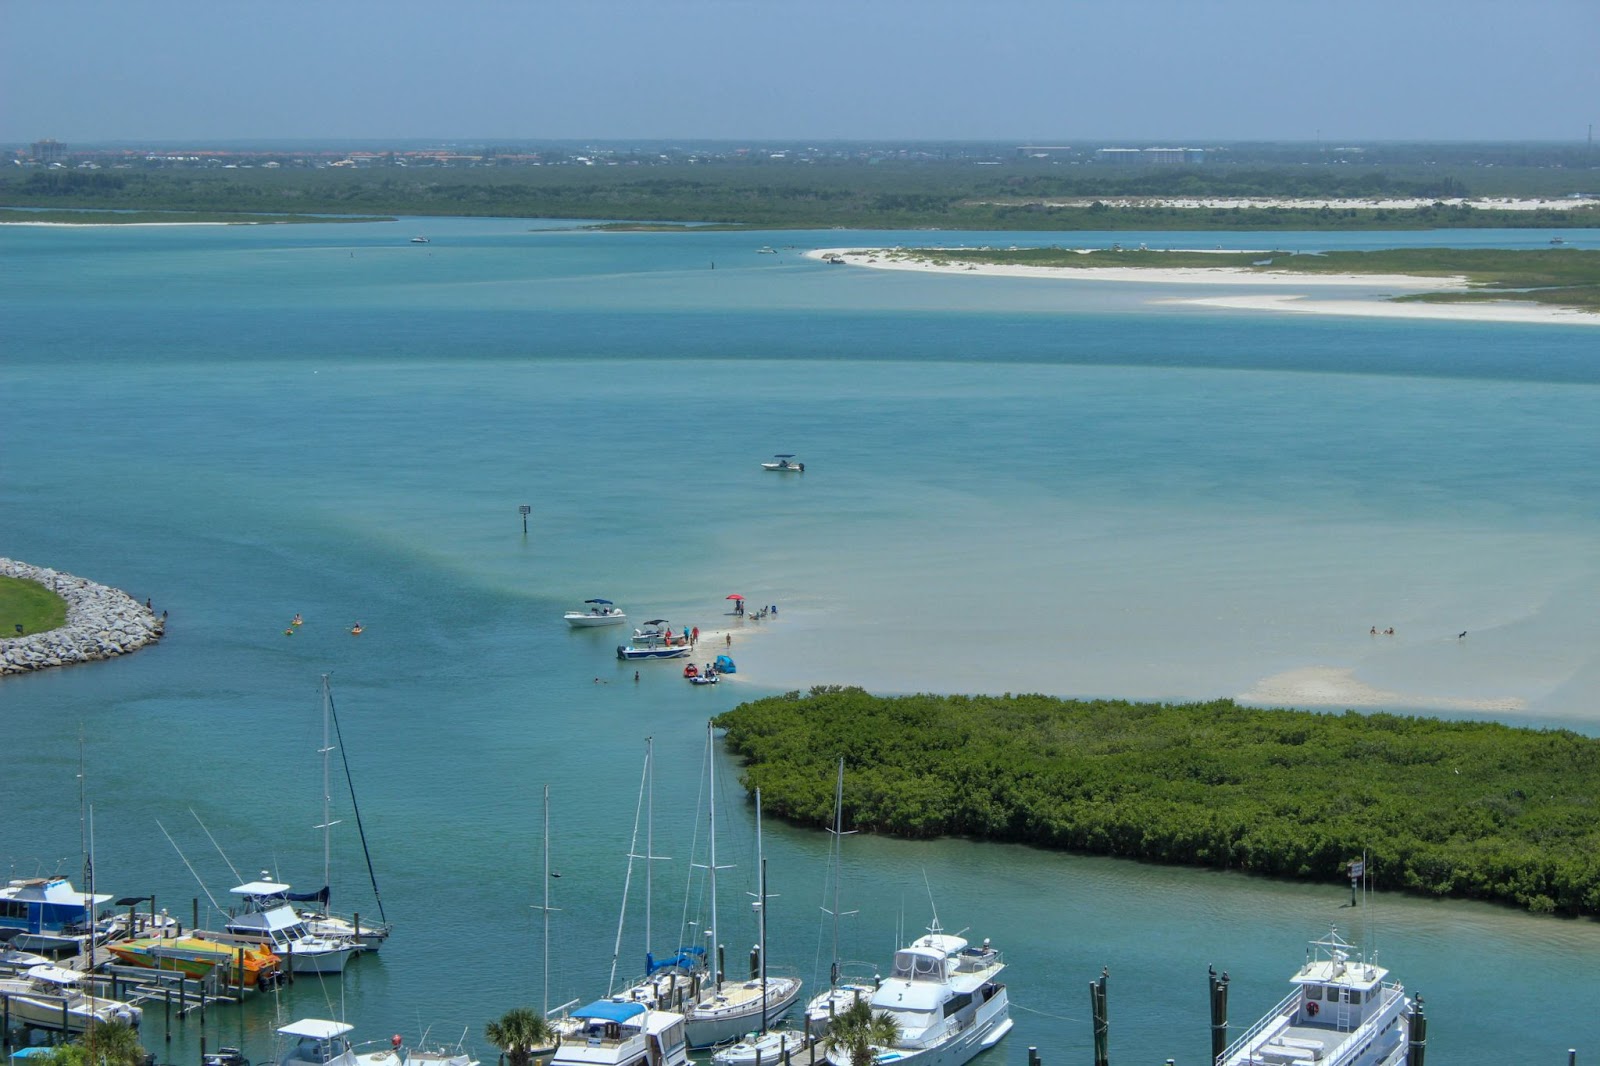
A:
[[827, 989, 1009, 1066], [617, 644, 690, 660], [685, 977, 803, 1049], [0, 980, 143, 1033], [566, 612, 627, 628], [711, 1028, 812, 1066]]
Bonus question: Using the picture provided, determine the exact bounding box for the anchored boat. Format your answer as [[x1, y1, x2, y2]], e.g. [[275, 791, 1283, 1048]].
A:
[[1217, 927, 1412, 1066]]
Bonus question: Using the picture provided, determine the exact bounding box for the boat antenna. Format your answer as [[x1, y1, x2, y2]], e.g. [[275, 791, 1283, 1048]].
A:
[[191, 808, 245, 886], [921, 869, 942, 935], [157, 819, 223, 911], [325, 675, 387, 922]]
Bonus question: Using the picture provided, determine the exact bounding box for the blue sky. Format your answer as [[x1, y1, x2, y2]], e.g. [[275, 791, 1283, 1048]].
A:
[[4, 0, 1597, 143]]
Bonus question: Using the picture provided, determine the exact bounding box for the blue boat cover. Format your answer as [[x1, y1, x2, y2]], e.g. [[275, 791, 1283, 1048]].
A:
[[572, 1001, 647, 1023], [284, 886, 331, 905], [647, 946, 706, 973]]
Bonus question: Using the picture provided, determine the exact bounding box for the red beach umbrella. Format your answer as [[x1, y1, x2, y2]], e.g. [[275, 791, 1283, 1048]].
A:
[[726, 594, 744, 601]]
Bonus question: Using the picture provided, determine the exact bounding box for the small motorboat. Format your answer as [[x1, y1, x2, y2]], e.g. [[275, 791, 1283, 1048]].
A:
[[714, 654, 736, 674], [410, 236, 431, 244], [565, 599, 628, 628], [618, 643, 690, 661], [689, 672, 719, 686], [762, 454, 805, 472]]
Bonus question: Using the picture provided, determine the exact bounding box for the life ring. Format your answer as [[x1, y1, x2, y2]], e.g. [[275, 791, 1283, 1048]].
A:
[[1306, 1001, 1320, 1017]]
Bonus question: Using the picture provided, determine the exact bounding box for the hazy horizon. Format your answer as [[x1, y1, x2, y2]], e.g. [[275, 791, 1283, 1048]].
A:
[[4, 0, 1597, 144]]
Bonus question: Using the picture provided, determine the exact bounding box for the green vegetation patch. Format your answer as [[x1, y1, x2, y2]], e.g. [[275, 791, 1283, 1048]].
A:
[[0, 575, 69, 635], [884, 246, 1600, 314], [714, 689, 1600, 917]]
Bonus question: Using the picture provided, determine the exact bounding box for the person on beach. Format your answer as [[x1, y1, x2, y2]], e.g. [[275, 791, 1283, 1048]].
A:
[[1370, 626, 1377, 635], [692, 626, 699, 645], [725, 633, 732, 647]]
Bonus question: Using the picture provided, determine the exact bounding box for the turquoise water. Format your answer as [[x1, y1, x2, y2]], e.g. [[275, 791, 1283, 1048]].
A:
[[2, 219, 1598, 1065]]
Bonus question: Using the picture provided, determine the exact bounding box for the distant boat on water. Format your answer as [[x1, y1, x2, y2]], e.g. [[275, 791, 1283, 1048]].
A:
[[410, 236, 431, 244]]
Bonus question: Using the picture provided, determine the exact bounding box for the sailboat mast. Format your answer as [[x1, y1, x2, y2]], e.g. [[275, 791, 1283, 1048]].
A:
[[646, 736, 654, 963], [829, 757, 844, 989], [542, 783, 551, 1020], [707, 720, 720, 991], [756, 788, 769, 1034], [320, 675, 334, 892]]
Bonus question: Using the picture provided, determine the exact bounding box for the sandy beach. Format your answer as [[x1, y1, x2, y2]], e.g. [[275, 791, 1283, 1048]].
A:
[[1236, 665, 1528, 713], [807, 247, 1600, 326]]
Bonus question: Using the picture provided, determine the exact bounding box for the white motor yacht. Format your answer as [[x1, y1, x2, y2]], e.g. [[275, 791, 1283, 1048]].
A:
[[822, 922, 1010, 1066], [0, 964, 143, 1033], [275, 1020, 405, 1066], [209, 881, 359, 974], [548, 1001, 690, 1066], [1217, 927, 1412, 1066]]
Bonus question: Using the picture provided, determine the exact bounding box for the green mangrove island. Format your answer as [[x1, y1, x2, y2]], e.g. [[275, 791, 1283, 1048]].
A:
[[713, 689, 1600, 918], [872, 246, 1600, 312]]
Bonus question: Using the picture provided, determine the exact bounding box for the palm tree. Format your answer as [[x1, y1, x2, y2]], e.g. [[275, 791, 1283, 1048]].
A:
[[485, 1007, 557, 1066], [38, 1021, 148, 1066], [823, 999, 899, 1066]]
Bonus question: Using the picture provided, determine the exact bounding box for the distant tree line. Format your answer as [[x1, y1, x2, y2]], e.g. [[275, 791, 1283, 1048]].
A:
[[713, 689, 1600, 917], [4, 164, 1596, 230]]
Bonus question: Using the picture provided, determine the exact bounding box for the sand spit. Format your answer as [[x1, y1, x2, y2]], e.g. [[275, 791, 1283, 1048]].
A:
[[1238, 666, 1528, 713], [808, 248, 1599, 326]]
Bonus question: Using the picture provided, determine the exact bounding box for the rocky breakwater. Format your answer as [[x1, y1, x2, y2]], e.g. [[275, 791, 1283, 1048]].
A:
[[1, 557, 164, 675]]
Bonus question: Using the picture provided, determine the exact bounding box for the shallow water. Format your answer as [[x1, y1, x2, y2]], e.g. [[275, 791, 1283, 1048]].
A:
[[3, 219, 1597, 1064]]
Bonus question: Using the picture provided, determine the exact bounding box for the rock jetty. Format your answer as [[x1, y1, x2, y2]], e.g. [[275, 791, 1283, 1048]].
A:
[[1, 557, 164, 675]]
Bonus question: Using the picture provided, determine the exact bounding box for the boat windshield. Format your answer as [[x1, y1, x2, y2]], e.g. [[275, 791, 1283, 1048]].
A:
[[892, 950, 946, 982]]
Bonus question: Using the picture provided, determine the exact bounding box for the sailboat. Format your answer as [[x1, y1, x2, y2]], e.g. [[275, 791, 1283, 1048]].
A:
[[804, 759, 876, 1028], [711, 791, 812, 1066], [678, 725, 802, 1048], [295, 675, 392, 950]]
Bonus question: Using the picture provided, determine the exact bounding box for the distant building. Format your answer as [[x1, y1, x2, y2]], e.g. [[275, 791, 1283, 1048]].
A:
[[1016, 145, 1074, 159], [1093, 147, 1205, 165], [30, 139, 64, 164]]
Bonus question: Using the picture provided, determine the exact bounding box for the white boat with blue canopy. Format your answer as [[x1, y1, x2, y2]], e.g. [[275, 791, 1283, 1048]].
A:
[[549, 1001, 690, 1066], [566, 600, 628, 628]]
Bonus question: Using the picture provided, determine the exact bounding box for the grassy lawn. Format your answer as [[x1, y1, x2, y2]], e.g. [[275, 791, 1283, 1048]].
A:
[[0, 576, 69, 636]]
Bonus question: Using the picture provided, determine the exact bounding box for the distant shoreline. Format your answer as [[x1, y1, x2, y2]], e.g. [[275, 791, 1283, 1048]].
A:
[[805, 247, 1600, 326]]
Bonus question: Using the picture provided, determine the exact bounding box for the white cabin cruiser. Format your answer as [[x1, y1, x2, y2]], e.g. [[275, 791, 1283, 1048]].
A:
[[548, 1001, 690, 1066], [209, 881, 359, 974], [823, 923, 1010, 1066], [0, 876, 112, 954], [0, 964, 143, 1033], [1217, 928, 1410, 1066], [566, 600, 628, 628], [275, 1020, 405, 1066]]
